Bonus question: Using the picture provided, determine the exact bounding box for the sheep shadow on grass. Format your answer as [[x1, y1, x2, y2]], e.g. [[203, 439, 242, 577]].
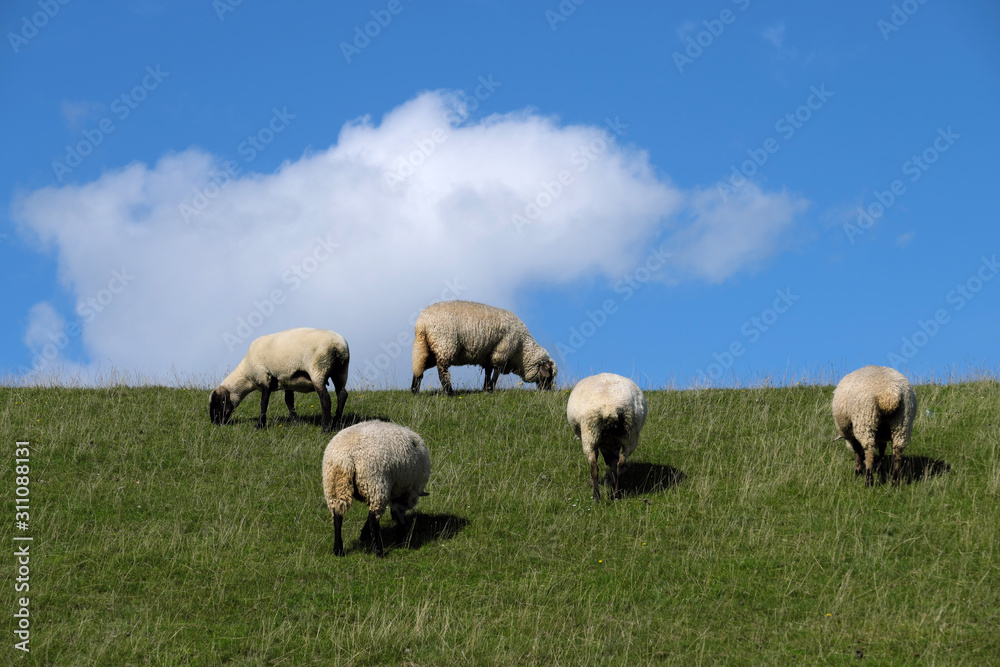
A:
[[871, 454, 950, 485], [293, 411, 395, 429], [611, 462, 686, 497], [346, 512, 470, 556]]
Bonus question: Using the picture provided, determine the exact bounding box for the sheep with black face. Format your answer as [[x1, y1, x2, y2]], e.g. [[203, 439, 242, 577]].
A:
[[209, 328, 349, 432], [323, 420, 431, 557]]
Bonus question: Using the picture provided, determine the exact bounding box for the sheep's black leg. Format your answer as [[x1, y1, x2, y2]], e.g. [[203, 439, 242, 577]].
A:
[[411, 375, 422, 394], [316, 387, 333, 432], [482, 365, 493, 391], [257, 384, 273, 430], [488, 367, 501, 391], [284, 391, 297, 421], [333, 514, 345, 557], [437, 364, 454, 396], [589, 456, 601, 500], [334, 387, 348, 424], [367, 511, 385, 557]]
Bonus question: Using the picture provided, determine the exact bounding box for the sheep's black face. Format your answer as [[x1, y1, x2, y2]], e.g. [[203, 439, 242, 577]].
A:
[[536, 361, 557, 390], [209, 387, 234, 425]]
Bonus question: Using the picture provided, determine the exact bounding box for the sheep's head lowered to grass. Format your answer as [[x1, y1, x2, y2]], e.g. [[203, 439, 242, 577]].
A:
[[209, 386, 235, 425], [525, 358, 557, 390]]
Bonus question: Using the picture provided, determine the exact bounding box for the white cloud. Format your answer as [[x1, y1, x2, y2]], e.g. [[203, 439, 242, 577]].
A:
[[23, 302, 66, 353], [667, 185, 809, 283], [13, 91, 808, 386]]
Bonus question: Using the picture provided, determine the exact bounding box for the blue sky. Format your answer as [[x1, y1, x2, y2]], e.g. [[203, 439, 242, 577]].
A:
[[2, 0, 998, 389]]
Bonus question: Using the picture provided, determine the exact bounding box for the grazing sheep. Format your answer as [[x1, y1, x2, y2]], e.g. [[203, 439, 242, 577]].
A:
[[410, 300, 557, 395], [832, 365, 917, 486], [209, 328, 349, 432], [567, 373, 648, 500], [322, 420, 431, 557]]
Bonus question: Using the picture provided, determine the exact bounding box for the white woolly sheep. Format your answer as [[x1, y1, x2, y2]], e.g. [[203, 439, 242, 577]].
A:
[[210, 327, 349, 432], [410, 300, 557, 395], [566, 373, 648, 500], [322, 420, 431, 557], [832, 365, 916, 486]]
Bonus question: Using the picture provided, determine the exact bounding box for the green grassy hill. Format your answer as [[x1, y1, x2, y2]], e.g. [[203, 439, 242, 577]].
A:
[[2, 382, 998, 664]]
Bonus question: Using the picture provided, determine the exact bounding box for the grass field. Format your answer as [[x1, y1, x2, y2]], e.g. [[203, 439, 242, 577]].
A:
[[2, 380, 998, 665]]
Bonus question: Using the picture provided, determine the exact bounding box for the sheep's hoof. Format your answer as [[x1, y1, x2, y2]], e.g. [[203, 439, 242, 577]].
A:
[[334, 547, 345, 557], [255, 421, 267, 430]]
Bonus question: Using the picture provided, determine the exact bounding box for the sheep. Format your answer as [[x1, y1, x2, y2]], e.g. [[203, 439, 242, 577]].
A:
[[566, 373, 648, 500], [832, 365, 917, 487], [209, 327, 349, 432], [410, 300, 557, 395], [322, 420, 431, 557]]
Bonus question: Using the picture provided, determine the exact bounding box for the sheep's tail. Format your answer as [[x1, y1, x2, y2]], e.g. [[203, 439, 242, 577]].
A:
[[324, 457, 355, 517], [875, 384, 902, 414], [411, 326, 434, 376]]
